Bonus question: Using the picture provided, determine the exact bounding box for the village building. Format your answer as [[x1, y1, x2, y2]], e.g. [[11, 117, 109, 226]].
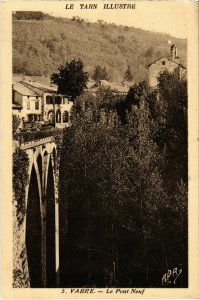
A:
[[12, 83, 42, 122], [147, 44, 186, 88], [12, 80, 73, 128], [98, 79, 129, 94]]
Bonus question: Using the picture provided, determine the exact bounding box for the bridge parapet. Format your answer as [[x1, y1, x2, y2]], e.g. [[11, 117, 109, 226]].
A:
[[13, 128, 62, 145], [13, 136, 55, 151], [20, 137, 55, 150]]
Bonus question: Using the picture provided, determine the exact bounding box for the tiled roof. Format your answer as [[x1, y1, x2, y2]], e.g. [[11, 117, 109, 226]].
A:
[[99, 80, 129, 93], [13, 83, 40, 96], [147, 56, 186, 69], [20, 81, 57, 93]]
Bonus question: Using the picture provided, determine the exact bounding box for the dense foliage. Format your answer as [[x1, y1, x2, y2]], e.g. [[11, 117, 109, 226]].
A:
[[58, 71, 188, 287], [13, 148, 29, 225], [12, 16, 186, 82], [157, 70, 188, 184], [13, 11, 52, 21], [12, 114, 21, 135], [51, 59, 89, 100]]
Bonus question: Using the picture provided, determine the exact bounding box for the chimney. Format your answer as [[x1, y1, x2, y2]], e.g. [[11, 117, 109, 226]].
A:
[[171, 44, 178, 61]]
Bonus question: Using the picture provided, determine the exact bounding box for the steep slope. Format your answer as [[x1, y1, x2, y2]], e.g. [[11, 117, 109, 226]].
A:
[[13, 16, 187, 83]]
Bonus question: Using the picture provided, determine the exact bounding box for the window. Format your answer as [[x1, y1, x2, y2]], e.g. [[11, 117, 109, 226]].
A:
[[63, 111, 69, 123], [55, 96, 61, 105], [48, 111, 54, 122], [27, 101, 30, 110], [35, 101, 39, 110], [36, 96, 38, 99], [46, 96, 53, 104], [162, 61, 165, 65], [56, 110, 61, 123]]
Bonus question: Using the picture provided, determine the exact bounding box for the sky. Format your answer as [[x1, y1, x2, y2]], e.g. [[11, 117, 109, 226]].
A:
[[41, 1, 197, 39]]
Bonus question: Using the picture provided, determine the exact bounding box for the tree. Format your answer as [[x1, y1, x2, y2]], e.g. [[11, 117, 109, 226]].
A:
[[117, 81, 152, 124], [157, 70, 188, 183], [12, 114, 21, 135], [124, 65, 133, 82], [92, 65, 109, 85], [121, 100, 168, 286], [50, 58, 89, 100], [58, 100, 125, 286], [13, 11, 49, 20]]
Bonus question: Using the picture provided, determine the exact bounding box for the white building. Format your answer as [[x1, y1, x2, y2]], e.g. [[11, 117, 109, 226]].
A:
[[13, 80, 73, 127], [13, 83, 42, 122]]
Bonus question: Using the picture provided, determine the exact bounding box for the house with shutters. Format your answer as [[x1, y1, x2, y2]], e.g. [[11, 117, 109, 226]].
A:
[[147, 44, 186, 88], [12, 80, 73, 127]]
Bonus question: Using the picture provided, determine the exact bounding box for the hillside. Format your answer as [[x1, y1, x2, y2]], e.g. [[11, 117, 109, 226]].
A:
[[12, 14, 187, 83]]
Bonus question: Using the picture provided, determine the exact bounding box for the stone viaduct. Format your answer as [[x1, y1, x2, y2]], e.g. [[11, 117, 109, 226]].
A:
[[13, 136, 60, 288]]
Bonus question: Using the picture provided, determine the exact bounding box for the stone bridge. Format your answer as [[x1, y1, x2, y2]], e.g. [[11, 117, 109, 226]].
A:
[[13, 136, 60, 288]]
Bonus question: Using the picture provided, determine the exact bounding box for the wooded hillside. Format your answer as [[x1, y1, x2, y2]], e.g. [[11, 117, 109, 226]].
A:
[[13, 13, 187, 82]]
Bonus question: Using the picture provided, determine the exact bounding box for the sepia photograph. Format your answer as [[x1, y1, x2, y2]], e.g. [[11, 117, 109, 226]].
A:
[[0, 0, 198, 298]]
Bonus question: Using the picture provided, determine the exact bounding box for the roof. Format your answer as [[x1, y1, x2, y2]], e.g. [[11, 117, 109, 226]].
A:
[[13, 83, 40, 96], [99, 80, 129, 93], [20, 81, 57, 93], [147, 56, 186, 69]]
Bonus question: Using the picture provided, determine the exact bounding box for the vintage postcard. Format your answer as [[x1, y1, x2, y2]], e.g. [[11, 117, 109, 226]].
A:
[[0, 0, 198, 298]]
